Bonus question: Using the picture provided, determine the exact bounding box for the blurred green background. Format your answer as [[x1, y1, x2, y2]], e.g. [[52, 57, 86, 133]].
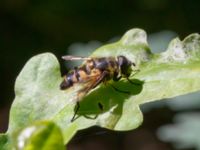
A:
[[1, 0, 200, 149]]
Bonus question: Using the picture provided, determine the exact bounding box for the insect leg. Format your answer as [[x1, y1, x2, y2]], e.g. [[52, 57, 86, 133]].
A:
[[71, 71, 109, 122], [71, 102, 80, 122], [113, 75, 122, 81], [112, 72, 130, 94]]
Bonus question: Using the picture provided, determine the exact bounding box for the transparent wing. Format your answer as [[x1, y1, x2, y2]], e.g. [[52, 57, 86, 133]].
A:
[[62, 55, 92, 61], [77, 71, 108, 100]]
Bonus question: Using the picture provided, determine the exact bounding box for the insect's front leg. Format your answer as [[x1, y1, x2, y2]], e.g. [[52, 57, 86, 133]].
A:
[[111, 72, 130, 94], [113, 76, 122, 81], [113, 71, 122, 82]]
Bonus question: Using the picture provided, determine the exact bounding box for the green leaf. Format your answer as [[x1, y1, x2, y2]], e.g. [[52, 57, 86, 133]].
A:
[[0, 134, 11, 150], [7, 52, 78, 145], [13, 121, 65, 150], [3, 28, 200, 148]]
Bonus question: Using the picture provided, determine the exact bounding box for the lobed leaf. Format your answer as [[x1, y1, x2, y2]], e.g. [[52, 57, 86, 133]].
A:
[[2, 28, 200, 148]]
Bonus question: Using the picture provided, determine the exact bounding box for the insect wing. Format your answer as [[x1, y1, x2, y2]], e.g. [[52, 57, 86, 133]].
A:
[[62, 55, 92, 61], [77, 72, 107, 100]]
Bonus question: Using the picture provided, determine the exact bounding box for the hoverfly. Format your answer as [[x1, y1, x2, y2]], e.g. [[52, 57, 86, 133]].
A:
[[60, 55, 137, 121]]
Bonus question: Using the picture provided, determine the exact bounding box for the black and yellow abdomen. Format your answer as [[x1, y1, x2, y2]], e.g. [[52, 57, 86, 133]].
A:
[[60, 57, 122, 90]]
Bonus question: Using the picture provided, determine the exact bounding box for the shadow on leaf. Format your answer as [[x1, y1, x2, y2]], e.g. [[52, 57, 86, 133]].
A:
[[72, 79, 144, 121]]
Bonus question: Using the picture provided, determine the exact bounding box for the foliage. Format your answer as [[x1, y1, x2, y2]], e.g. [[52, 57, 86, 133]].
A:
[[1, 28, 200, 149]]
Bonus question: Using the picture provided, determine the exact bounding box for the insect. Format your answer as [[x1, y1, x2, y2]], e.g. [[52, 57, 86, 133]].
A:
[[60, 55, 137, 121]]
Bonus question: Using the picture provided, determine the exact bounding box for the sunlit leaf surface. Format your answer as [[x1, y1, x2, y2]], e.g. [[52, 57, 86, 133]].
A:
[[1, 29, 200, 149]]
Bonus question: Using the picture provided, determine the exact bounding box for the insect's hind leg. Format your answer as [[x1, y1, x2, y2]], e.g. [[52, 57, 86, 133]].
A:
[[71, 102, 80, 122]]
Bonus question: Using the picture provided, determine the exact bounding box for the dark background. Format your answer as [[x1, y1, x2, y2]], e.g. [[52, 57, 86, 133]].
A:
[[1, 0, 200, 149]]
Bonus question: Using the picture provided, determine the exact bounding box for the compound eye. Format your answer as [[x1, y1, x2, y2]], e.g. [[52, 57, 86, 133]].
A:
[[117, 56, 124, 66], [117, 55, 129, 67]]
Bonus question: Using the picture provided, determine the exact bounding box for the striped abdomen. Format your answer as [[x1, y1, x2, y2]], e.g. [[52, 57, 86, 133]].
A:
[[60, 68, 89, 90], [60, 57, 119, 90]]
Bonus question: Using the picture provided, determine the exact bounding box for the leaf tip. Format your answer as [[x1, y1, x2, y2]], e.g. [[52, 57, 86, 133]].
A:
[[120, 28, 148, 46], [159, 33, 200, 63]]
